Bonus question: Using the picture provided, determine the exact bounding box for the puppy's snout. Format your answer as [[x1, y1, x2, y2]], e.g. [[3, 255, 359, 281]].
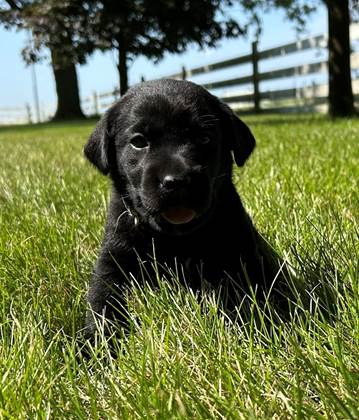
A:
[[161, 174, 190, 191]]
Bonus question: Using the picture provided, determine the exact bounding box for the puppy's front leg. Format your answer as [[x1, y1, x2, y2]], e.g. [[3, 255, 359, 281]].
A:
[[84, 250, 136, 338]]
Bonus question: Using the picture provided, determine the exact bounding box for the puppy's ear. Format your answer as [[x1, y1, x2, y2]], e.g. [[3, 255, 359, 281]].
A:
[[220, 103, 256, 167], [84, 112, 111, 175]]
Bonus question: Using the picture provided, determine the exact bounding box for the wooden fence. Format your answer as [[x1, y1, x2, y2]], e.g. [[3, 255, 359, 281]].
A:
[[82, 23, 359, 115]]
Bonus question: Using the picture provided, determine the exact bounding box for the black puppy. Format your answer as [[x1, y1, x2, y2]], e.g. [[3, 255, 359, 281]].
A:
[[84, 79, 281, 336]]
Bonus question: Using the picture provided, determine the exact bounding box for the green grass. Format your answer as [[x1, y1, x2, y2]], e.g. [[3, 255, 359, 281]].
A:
[[0, 114, 358, 418]]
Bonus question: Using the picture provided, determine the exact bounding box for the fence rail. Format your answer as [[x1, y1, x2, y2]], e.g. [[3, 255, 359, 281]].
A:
[[168, 34, 327, 80]]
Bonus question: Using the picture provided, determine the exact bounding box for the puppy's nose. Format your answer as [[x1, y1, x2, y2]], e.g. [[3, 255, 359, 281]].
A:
[[161, 174, 189, 190]]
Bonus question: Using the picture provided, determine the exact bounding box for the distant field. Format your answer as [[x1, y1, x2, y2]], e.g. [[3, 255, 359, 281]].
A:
[[0, 115, 358, 418]]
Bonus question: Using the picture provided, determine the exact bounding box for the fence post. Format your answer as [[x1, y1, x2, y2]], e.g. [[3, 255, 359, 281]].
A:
[[181, 66, 187, 80], [93, 91, 99, 115], [251, 41, 260, 113], [25, 103, 32, 124]]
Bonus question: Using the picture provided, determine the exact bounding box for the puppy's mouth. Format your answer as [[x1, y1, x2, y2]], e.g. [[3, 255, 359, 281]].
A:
[[160, 207, 197, 225]]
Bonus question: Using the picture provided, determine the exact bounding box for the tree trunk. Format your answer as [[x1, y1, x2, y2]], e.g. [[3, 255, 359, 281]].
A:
[[117, 37, 129, 95], [326, 0, 355, 117], [51, 48, 85, 120]]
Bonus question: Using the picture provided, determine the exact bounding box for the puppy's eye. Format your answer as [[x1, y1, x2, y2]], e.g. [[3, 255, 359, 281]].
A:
[[130, 134, 148, 149]]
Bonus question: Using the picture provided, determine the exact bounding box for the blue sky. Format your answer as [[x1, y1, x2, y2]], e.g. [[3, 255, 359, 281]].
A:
[[0, 4, 327, 120]]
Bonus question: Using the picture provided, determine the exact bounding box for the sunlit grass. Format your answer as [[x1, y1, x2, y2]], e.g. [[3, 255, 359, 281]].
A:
[[0, 115, 358, 418]]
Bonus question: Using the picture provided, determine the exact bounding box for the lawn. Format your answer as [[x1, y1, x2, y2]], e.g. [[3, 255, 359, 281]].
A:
[[0, 115, 358, 418]]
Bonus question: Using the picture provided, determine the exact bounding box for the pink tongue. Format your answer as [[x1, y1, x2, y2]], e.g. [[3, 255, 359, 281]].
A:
[[161, 207, 196, 225]]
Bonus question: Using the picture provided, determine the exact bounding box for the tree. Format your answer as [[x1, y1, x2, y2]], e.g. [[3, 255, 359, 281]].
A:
[[0, 0, 86, 120], [50, 48, 85, 120], [326, 0, 355, 117], [84, 0, 244, 95]]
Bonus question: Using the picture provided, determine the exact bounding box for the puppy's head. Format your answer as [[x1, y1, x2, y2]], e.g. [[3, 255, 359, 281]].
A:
[[84, 79, 255, 235]]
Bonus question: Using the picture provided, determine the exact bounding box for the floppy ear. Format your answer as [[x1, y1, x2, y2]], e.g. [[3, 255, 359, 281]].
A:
[[84, 112, 111, 175], [220, 103, 256, 167]]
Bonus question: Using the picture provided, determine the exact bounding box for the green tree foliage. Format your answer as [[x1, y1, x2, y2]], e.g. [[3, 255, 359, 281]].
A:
[[78, 0, 245, 94]]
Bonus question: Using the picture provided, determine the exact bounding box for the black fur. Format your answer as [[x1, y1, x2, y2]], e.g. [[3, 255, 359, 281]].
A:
[[84, 79, 281, 336]]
